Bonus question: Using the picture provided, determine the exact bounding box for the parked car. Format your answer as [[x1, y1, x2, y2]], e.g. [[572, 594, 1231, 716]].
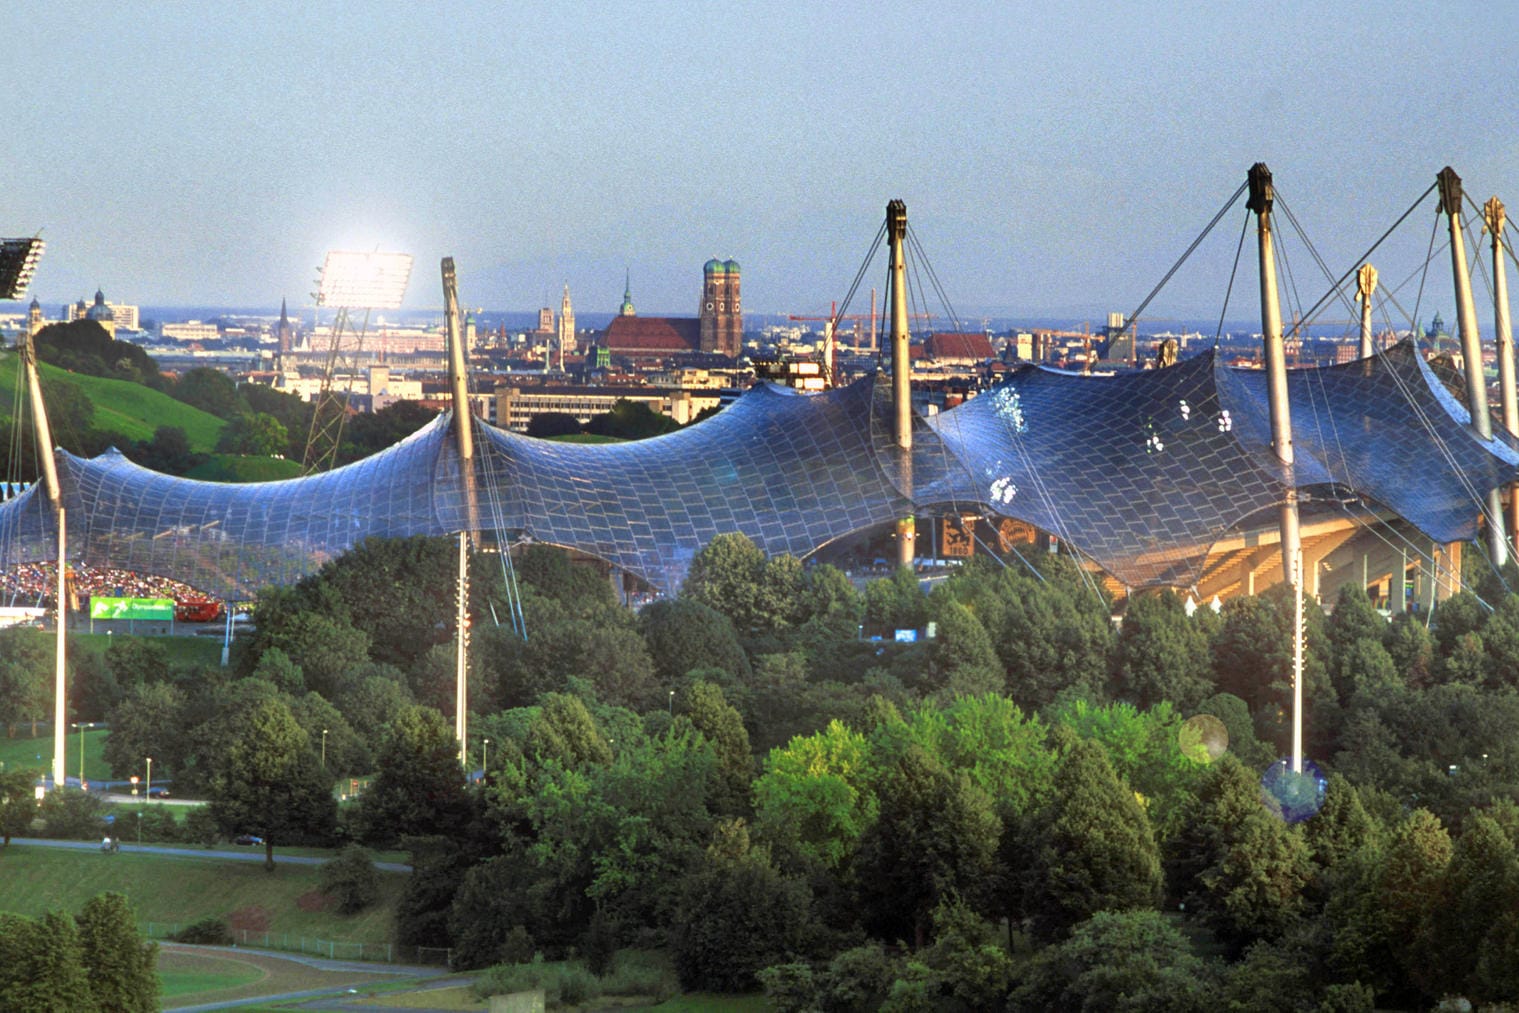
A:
[[232, 834, 263, 846], [146, 786, 169, 798]]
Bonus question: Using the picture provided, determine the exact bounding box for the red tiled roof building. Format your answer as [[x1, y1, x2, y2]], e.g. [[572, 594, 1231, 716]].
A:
[[924, 331, 994, 364], [602, 260, 743, 359]]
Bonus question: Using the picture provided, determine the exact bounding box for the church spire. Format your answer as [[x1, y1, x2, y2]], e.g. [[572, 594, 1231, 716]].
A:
[[618, 271, 636, 317]]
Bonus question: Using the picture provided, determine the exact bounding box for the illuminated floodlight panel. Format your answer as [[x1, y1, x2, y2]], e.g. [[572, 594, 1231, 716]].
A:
[[317, 251, 412, 309], [0, 237, 46, 300]]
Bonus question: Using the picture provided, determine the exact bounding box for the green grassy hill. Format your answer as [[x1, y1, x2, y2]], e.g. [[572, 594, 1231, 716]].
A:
[[0, 350, 226, 452], [0, 847, 403, 945]]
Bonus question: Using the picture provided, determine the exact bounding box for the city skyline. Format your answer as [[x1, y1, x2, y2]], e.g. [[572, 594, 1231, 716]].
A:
[[4, 3, 1518, 322]]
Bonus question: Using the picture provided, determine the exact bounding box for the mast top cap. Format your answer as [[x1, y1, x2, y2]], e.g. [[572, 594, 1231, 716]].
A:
[[1246, 163, 1273, 215]]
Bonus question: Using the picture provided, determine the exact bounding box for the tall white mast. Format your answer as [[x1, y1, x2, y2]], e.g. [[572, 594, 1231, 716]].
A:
[[887, 200, 915, 569], [1248, 164, 1305, 774], [1484, 197, 1519, 553]]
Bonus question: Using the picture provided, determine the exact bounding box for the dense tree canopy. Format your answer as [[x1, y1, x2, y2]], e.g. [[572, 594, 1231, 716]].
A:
[[50, 528, 1519, 1008]]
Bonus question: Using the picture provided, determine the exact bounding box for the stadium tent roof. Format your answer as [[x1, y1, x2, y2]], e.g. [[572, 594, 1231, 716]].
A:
[[0, 341, 1513, 598]]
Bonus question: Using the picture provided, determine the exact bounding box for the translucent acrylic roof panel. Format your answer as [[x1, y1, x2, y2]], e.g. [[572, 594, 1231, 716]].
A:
[[1217, 340, 1519, 544], [473, 377, 913, 591], [0, 341, 1513, 598], [48, 416, 450, 598], [928, 350, 1286, 587]]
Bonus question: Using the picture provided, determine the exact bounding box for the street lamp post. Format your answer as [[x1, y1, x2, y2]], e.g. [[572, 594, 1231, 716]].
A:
[[668, 690, 675, 716], [482, 737, 489, 777], [321, 728, 328, 770], [73, 722, 91, 788], [145, 757, 152, 801]]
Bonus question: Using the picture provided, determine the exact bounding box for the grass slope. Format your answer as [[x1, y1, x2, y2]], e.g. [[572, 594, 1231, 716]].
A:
[[185, 455, 303, 482], [0, 351, 227, 452], [0, 847, 403, 944]]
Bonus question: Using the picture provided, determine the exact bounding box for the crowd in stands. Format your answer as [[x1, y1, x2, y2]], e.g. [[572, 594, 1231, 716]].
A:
[[0, 563, 206, 609]]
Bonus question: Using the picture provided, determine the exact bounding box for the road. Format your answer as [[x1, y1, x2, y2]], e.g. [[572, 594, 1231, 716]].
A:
[[4, 836, 411, 872]]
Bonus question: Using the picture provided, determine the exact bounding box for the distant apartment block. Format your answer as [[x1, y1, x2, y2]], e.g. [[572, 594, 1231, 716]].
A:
[[493, 384, 719, 432], [160, 320, 221, 342]]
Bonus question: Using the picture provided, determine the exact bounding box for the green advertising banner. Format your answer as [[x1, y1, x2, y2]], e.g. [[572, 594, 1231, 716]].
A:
[[89, 597, 175, 621]]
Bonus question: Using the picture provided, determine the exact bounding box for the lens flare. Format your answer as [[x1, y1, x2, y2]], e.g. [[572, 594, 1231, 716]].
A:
[[1177, 714, 1228, 764], [1260, 758, 1325, 823]]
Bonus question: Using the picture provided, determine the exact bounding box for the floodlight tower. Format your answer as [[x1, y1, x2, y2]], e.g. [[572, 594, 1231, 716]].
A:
[[2, 236, 68, 791], [301, 251, 413, 473]]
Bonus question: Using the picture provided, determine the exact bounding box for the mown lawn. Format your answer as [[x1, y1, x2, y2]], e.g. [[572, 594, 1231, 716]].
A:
[[0, 351, 226, 451], [0, 846, 404, 944]]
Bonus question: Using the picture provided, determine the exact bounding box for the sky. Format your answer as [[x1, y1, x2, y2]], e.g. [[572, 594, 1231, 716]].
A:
[[5, 1, 1519, 326]]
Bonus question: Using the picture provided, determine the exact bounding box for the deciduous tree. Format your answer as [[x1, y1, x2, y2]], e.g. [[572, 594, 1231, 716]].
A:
[[854, 743, 1000, 947], [208, 695, 336, 869]]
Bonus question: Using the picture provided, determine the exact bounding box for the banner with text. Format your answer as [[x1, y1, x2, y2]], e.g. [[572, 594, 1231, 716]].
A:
[[89, 597, 175, 621]]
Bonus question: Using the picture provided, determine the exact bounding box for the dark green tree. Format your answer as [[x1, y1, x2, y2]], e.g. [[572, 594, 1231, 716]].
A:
[[862, 565, 926, 636], [1344, 808, 1446, 1004], [171, 367, 246, 419], [1382, 612, 1435, 687], [584, 398, 680, 439], [1112, 589, 1213, 711], [854, 743, 1000, 948], [1429, 589, 1484, 659], [671, 826, 818, 992], [1325, 585, 1385, 696], [922, 597, 1003, 697], [208, 695, 336, 869], [1430, 811, 1519, 1001], [319, 845, 382, 915], [513, 544, 616, 611], [103, 682, 186, 781], [1024, 734, 1162, 940], [0, 627, 51, 736], [445, 855, 525, 969], [76, 892, 158, 1013], [126, 425, 198, 474], [1304, 773, 1381, 874], [335, 667, 413, 741], [0, 910, 97, 1013], [104, 636, 170, 691], [215, 412, 287, 456], [357, 704, 468, 845], [979, 568, 1111, 711], [523, 412, 581, 438], [683, 532, 766, 634], [1165, 754, 1313, 953], [1011, 909, 1218, 1012], [0, 767, 38, 846], [34, 318, 158, 382], [676, 680, 752, 815], [640, 598, 752, 685]]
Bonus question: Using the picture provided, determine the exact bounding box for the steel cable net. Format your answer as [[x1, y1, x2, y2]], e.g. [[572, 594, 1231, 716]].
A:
[[0, 343, 1513, 597]]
